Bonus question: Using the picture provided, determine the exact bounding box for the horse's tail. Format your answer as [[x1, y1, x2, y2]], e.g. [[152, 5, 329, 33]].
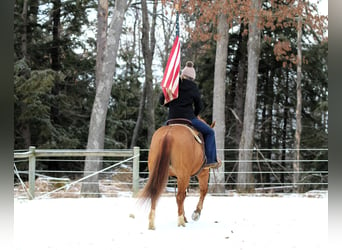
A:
[[139, 132, 172, 205]]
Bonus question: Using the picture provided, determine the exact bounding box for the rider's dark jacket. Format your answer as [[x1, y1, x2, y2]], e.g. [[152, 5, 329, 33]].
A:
[[159, 77, 203, 120]]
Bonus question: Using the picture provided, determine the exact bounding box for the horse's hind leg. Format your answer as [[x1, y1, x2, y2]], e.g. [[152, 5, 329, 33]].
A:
[[192, 169, 209, 221], [148, 200, 157, 230], [176, 178, 189, 227]]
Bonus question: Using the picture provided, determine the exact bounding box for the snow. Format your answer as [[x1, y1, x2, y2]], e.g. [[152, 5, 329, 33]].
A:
[[14, 193, 328, 250]]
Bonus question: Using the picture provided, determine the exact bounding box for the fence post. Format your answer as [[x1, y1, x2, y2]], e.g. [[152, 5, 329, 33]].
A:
[[28, 146, 36, 199], [132, 146, 140, 197]]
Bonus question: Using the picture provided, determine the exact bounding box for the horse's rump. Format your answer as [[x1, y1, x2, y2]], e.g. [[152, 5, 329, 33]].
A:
[[139, 125, 205, 203], [166, 125, 205, 176]]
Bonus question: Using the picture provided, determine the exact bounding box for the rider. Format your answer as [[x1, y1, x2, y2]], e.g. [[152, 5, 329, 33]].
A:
[[159, 61, 221, 169]]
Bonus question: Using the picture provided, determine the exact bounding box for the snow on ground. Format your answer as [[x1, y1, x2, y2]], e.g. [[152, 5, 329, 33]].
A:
[[14, 193, 328, 250]]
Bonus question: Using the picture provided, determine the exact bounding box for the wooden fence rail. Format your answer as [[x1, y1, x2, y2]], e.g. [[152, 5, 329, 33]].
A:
[[14, 146, 140, 199]]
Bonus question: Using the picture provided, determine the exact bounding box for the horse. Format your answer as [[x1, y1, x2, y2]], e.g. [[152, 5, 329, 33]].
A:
[[139, 119, 213, 230]]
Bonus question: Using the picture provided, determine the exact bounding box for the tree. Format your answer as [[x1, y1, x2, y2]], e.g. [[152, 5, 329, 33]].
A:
[[293, 8, 303, 191], [50, 0, 62, 126], [81, 0, 132, 197], [95, 0, 108, 90], [210, 12, 229, 193], [14, 0, 97, 151], [180, 0, 237, 193], [20, 0, 28, 58], [237, 0, 261, 193], [130, 0, 158, 148], [233, 23, 248, 148], [142, 0, 158, 145]]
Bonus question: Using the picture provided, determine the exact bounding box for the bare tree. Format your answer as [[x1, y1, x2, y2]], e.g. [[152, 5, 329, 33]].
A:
[[130, 0, 158, 147], [20, 0, 28, 58], [210, 13, 229, 193], [95, 0, 108, 90], [130, 6, 143, 148], [237, 0, 261, 193], [81, 0, 131, 197], [293, 5, 303, 192], [142, 0, 158, 145], [19, 0, 30, 148], [234, 23, 247, 147]]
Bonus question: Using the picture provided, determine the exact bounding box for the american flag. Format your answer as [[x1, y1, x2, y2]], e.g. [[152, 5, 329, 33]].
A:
[[161, 35, 180, 104]]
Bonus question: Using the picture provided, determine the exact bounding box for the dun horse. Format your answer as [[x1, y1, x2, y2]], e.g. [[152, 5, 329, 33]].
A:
[[139, 120, 212, 230]]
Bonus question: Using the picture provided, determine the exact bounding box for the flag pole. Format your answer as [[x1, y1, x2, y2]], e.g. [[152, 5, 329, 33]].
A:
[[160, 2, 181, 104], [175, 2, 180, 71], [175, 3, 179, 37]]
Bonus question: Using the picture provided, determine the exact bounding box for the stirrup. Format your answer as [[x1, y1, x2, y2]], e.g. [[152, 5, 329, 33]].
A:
[[204, 159, 222, 169]]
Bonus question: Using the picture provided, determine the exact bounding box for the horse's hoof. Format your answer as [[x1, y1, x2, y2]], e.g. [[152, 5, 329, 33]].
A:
[[178, 215, 186, 227], [148, 222, 155, 230], [192, 211, 201, 221], [178, 222, 185, 227]]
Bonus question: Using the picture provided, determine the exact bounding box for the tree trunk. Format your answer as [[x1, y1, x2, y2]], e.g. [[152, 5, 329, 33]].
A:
[[210, 13, 229, 193], [260, 67, 273, 187], [50, 0, 61, 125], [234, 23, 247, 146], [129, 7, 142, 148], [282, 69, 290, 185], [141, 0, 157, 146], [95, 0, 108, 90], [130, 80, 147, 148], [81, 0, 130, 197], [21, 0, 28, 58], [20, 0, 30, 148], [27, 0, 39, 50], [294, 13, 303, 192], [237, 0, 261, 193], [21, 124, 31, 149]]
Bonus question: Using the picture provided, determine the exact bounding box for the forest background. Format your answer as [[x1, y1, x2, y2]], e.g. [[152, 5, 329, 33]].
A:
[[13, 0, 328, 193]]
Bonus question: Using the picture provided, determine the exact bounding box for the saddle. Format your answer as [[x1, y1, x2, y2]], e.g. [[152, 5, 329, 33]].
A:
[[166, 118, 192, 126], [166, 118, 203, 144]]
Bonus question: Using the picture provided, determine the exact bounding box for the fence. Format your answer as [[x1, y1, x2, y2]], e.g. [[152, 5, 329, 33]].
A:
[[13, 147, 328, 199], [14, 146, 140, 199]]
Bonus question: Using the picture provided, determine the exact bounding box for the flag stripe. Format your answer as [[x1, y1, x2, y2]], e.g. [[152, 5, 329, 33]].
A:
[[161, 37, 180, 88], [161, 36, 180, 104]]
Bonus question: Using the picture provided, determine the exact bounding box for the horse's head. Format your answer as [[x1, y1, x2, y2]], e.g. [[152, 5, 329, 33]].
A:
[[197, 116, 215, 128]]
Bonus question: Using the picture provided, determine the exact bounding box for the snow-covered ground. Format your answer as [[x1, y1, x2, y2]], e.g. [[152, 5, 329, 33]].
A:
[[14, 193, 327, 250]]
